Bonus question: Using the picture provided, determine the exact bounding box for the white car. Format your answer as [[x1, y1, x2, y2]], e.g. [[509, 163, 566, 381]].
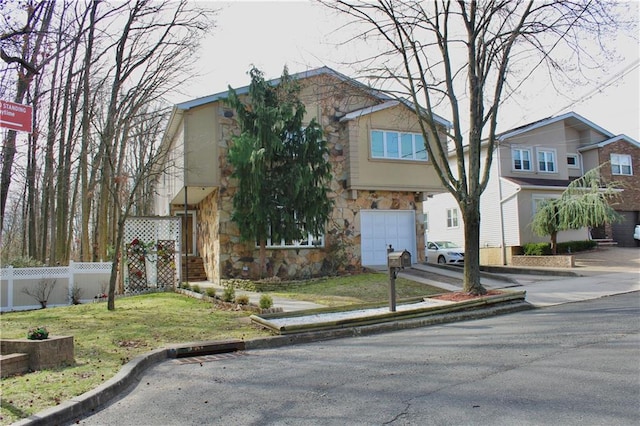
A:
[[426, 241, 465, 265], [634, 225, 640, 243]]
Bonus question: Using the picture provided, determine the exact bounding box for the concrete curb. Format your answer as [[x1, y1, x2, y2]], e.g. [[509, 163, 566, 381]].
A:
[[12, 299, 531, 426], [12, 348, 169, 426]]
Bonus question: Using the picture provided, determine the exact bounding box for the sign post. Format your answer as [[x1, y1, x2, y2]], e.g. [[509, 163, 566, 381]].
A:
[[0, 100, 33, 133]]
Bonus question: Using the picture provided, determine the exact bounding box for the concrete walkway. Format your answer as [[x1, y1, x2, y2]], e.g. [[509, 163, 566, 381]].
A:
[[193, 281, 325, 312]]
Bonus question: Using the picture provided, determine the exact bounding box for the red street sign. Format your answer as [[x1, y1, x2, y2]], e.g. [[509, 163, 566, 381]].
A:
[[0, 100, 33, 133]]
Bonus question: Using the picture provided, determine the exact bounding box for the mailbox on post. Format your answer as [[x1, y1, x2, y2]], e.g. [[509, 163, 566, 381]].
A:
[[388, 250, 411, 269], [387, 248, 411, 312]]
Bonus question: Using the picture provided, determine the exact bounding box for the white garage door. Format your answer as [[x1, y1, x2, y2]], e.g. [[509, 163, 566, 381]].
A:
[[360, 210, 416, 266]]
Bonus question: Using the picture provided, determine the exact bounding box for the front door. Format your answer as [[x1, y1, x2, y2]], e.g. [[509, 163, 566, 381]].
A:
[[176, 211, 196, 255]]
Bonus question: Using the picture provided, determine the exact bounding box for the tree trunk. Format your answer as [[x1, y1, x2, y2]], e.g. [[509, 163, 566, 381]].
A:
[[259, 240, 267, 279], [551, 231, 558, 255], [461, 199, 487, 295]]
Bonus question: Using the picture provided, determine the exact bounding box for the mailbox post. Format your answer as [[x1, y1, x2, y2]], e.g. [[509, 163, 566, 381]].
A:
[[387, 246, 411, 312]]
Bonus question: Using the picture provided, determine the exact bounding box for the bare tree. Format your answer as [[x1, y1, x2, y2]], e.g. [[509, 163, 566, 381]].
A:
[[21, 279, 56, 309], [322, 0, 630, 294], [0, 1, 55, 236], [1, 0, 214, 274], [94, 0, 214, 310]]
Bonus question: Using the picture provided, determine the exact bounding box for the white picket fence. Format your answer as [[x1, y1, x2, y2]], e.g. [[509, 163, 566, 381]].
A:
[[0, 262, 113, 312]]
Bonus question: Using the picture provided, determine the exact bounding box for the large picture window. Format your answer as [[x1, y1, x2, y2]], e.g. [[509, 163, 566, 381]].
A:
[[512, 148, 532, 171], [611, 153, 632, 176], [264, 232, 324, 249], [371, 130, 427, 161]]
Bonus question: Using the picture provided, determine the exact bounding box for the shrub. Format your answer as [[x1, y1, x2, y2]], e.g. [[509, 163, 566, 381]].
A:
[[235, 294, 250, 305], [523, 240, 597, 255], [205, 287, 216, 297], [27, 326, 49, 340], [557, 240, 597, 254], [222, 283, 235, 302], [259, 294, 273, 310], [523, 243, 551, 256], [5, 256, 45, 268], [191, 284, 201, 294], [181, 282, 191, 290]]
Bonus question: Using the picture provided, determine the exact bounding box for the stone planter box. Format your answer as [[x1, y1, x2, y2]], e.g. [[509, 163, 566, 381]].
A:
[[511, 255, 575, 268], [0, 335, 74, 371]]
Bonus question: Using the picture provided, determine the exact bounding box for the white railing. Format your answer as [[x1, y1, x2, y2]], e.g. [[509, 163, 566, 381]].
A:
[[0, 262, 113, 312]]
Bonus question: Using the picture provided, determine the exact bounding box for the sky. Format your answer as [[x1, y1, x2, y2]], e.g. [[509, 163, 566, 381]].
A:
[[173, 0, 640, 141]]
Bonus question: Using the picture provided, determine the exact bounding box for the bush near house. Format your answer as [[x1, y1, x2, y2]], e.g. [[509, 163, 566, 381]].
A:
[[523, 240, 597, 255]]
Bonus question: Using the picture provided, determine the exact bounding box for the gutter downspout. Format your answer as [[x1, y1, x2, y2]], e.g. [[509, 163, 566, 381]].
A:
[[496, 142, 506, 265], [184, 186, 188, 284]]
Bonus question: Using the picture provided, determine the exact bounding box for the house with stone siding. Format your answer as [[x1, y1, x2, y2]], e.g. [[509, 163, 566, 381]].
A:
[[423, 112, 640, 266], [153, 67, 451, 282]]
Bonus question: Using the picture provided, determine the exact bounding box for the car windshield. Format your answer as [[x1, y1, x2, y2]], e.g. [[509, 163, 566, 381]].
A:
[[435, 241, 460, 249]]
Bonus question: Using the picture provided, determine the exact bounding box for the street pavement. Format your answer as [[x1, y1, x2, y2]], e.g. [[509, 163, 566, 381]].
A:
[[75, 292, 640, 426], [15, 247, 640, 426]]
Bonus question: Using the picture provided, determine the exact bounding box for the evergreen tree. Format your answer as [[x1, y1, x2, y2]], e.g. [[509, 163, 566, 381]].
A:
[[227, 67, 333, 276]]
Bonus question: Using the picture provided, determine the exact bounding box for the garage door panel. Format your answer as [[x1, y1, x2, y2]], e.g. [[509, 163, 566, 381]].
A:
[[361, 210, 416, 266]]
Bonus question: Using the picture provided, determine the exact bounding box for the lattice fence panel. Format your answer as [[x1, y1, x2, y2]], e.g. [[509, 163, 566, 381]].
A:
[[124, 217, 182, 294], [156, 240, 176, 287]]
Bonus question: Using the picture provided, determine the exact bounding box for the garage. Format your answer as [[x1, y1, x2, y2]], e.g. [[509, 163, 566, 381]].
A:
[[612, 211, 639, 247], [360, 210, 416, 266]]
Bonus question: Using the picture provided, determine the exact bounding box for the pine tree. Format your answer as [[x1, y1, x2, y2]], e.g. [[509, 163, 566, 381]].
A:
[[227, 67, 333, 277]]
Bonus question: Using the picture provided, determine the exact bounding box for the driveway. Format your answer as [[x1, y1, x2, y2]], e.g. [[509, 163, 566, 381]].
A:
[[572, 246, 640, 274]]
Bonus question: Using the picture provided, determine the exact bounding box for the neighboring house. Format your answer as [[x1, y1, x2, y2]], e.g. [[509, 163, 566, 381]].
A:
[[424, 112, 640, 265], [153, 66, 451, 281]]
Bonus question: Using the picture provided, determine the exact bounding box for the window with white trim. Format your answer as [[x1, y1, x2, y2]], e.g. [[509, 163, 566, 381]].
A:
[[264, 232, 324, 249], [512, 148, 532, 171], [371, 130, 427, 161], [532, 194, 559, 216], [611, 153, 632, 176], [537, 149, 556, 173], [260, 211, 325, 249], [446, 208, 459, 228], [567, 154, 579, 169]]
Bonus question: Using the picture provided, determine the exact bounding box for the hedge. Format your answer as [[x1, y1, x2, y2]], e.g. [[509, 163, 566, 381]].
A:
[[523, 240, 597, 255]]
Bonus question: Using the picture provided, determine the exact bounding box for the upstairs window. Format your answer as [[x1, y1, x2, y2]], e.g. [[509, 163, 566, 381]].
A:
[[371, 130, 427, 161], [446, 208, 459, 228], [512, 148, 532, 171], [537, 149, 556, 173], [611, 153, 632, 176], [567, 154, 580, 169]]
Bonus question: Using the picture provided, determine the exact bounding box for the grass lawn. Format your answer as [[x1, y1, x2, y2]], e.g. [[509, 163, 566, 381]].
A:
[[0, 273, 446, 424]]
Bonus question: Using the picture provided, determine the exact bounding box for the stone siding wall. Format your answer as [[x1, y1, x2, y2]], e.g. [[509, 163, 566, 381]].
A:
[[196, 188, 220, 283], [207, 76, 425, 281]]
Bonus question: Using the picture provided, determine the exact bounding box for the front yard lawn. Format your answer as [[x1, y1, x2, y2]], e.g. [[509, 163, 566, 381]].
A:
[[0, 273, 447, 424]]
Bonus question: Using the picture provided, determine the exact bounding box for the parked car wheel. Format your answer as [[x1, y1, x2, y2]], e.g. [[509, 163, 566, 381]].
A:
[[437, 255, 447, 264]]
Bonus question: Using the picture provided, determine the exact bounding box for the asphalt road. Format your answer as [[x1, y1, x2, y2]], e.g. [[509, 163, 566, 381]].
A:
[[77, 292, 640, 426]]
